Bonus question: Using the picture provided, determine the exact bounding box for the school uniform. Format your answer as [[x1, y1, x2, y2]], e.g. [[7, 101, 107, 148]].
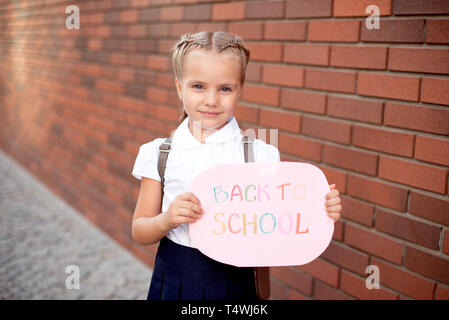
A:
[[132, 115, 280, 300]]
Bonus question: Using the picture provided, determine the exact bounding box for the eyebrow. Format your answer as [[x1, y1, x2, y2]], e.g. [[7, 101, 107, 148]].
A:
[[187, 80, 237, 87]]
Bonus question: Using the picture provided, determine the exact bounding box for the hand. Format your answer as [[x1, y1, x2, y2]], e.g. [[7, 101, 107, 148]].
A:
[[325, 184, 342, 223], [162, 192, 204, 230]]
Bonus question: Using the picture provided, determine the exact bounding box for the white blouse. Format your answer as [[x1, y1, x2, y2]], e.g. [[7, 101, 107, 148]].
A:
[[132, 115, 281, 248]]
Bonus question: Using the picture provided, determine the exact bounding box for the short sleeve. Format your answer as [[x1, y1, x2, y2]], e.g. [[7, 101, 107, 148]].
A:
[[253, 139, 281, 163], [131, 138, 165, 181]]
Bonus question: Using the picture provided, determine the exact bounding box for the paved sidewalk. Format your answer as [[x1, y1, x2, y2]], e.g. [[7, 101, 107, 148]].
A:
[[0, 149, 152, 299]]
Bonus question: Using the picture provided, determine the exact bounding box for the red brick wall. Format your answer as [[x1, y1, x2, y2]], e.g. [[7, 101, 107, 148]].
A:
[[1, 0, 448, 300]]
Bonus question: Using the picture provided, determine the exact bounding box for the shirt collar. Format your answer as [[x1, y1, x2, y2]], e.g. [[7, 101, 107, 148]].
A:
[[172, 115, 242, 148]]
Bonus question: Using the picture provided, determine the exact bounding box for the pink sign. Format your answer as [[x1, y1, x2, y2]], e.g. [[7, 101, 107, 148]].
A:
[[189, 161, 334, 267]]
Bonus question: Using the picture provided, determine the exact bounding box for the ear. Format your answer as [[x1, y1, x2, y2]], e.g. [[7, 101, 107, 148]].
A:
[[175, 78, 183, 101]]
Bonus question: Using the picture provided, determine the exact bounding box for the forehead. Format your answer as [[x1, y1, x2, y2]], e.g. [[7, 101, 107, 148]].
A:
[[182, 49, 241, 84]]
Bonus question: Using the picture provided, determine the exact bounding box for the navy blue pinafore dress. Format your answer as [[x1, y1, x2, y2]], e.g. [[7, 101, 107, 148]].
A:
[[147, 236, 258, 300]]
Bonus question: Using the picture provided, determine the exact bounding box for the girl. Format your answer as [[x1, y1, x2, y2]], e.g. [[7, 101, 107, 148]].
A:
[[131, 31, 342, 300]]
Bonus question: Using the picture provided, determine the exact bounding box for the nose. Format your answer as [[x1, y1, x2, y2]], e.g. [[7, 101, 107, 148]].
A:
[[204, 89, 218, 107]]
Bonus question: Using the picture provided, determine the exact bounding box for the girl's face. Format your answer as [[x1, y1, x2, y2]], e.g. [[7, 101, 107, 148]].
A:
[[175, 48, 243, 142]]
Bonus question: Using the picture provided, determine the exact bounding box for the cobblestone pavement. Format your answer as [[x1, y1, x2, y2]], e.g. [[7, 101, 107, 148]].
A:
[[0, 149, 152, 299]]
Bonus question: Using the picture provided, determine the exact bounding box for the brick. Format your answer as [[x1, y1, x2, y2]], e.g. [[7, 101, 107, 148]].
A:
[[228, 21, 263, 40], [421, 77, 449, 106], [384, 102, 449, 136], [393, 0, 449, 15], [327, 95, 383, 124], [347, 174, 409, 212], [308, 20, 360, 42], [297, 258, 340, 287], [305, 69, 356, 94], [286, 0, 332, 18], [259, 108, 301, 133], [184, 4, 211, 21], [148, 23, 170, 37], [146, 87, 168, 104], [269, 278, 288, 300], [241, 83, 279, 107], [262, 64, 304, 88], [389, 48, 449, 75], [370, 257, 436, 300], [211, 1, 245, 20], [357, 73, 420, 102], [119, 10, 139, 23], [245, 63, 262, 82], [139, 8, 159, 21], [409, 191, 449, 226], [443, 230, 449, 255], [235, 103, 259, 124], [333, 220, 344, 241], [415, 135, 449, 167], [288, 288, 312, 300], [283, 43, 329, 66], [318, 166, 347, 195], [426, 19, 449, 44], [264, 21, 307, 41], [436, 284, 449, 300], [280, 89, 327, 114], [278, 132, 321, 161], [95, 79, 125, 94], [245, 0, 284, 19], [330, 45, 387, 70], [340, 196, 374, 227], [246, 42, 283, 62], [314, 280, 354, 300], [271, 266, 313, 295], [160, 6, 183, 21], [323, 144, 378, 176], [361, 19, 425, 43], [340, 269, 398, 299], [404, 246, 449, 285], [345, 223, 403, 264], [375, 209, 441, 249], [379, 155, 448, 194], [333, 0, 392, 17], [196, 22, 227, 33], [147, 55, 170, 71], [302, 116, 351, 145], [352, 125, 414, 157]]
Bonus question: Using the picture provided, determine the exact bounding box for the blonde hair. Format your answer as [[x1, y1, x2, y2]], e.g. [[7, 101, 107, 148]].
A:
[[170, 31, 250, 125]]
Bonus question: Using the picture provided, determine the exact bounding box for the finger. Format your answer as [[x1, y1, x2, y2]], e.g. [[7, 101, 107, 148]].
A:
[[177, 215, 197, 224], [325, 197, 341, 207], [326, 204, 342, 213], [329, 184, 336, 190], [327, 212, 341, 222], [186, 192, 201, 205], [180, 200, 204, 214], [180, 208, 202, 219]]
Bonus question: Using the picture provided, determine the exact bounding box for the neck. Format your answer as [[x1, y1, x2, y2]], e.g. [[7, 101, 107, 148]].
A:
[[188, 118, 230, 144]]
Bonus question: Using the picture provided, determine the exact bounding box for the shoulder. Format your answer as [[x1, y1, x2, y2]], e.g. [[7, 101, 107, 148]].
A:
[[251, 138, 280, 163], [138, 137, 167, 154]]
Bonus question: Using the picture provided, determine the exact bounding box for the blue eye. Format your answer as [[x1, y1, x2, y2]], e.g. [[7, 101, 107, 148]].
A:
[[222, 87, 231, 92], [193, 84, 203, 89]]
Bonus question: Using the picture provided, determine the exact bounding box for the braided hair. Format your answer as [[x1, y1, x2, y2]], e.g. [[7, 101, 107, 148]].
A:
[[170, 31, 250, 125]]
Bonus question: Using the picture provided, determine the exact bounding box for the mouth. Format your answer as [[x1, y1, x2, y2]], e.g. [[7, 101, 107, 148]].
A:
[[199, 111, 221, 118]]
